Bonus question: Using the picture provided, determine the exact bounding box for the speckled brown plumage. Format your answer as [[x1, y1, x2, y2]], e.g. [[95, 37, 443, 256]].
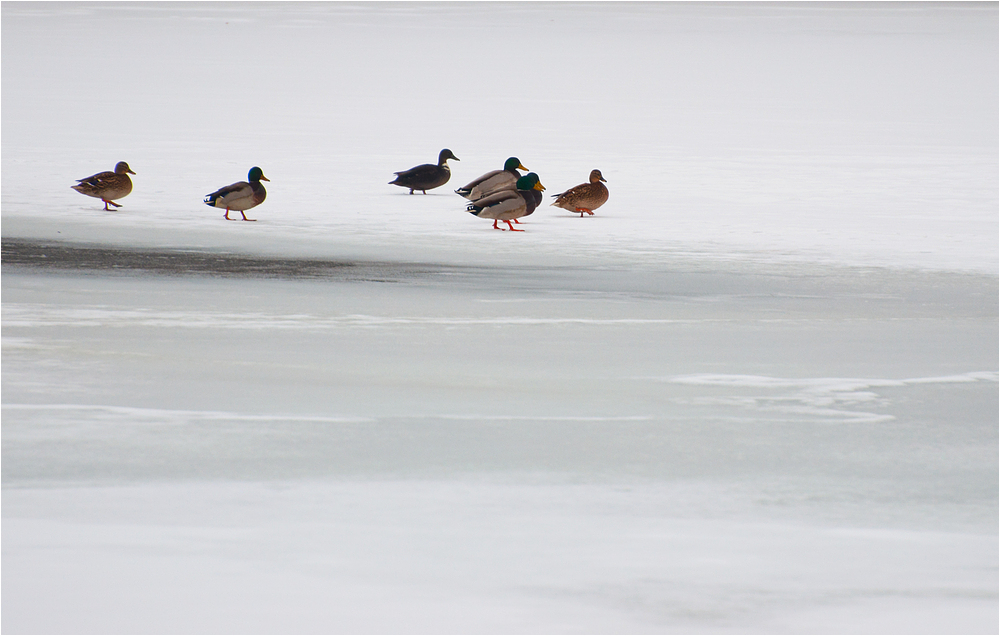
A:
[[550, 169, 609, 217], [71, 161, 135, 210]]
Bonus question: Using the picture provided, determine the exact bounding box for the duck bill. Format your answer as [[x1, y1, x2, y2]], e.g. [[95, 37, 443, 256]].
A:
[[260, 176, 270, 181], [518, 163, 528, 171], [533, 182, 546, 191]]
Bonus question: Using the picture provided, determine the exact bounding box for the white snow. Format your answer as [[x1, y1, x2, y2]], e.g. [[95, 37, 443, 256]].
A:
[[2, 2, 998, 633]]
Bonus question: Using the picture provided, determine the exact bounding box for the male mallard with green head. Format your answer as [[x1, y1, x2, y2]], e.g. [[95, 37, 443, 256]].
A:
[[389, 149, 459, 194], [551, 169, 609, 216], [467, 172, 545, 231], [455, 156, 528, 200], [204, 166, 269, 221], [71, 161, 135, 210]]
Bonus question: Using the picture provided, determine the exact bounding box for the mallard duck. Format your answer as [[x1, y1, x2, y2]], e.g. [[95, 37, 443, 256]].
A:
[[204, 166, 269, 221], [455, 157, 528, 200], [467, 173, 545, 231], [550, 169, 608, 216], [389, 149, 459, 194], [71, 161, 135, 210]]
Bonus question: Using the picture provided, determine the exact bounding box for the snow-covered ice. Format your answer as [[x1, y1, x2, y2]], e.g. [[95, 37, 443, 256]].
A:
[[2, 2, 998, 633]]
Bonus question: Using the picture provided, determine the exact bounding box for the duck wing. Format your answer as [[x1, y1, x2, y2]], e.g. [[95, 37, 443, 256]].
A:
[[76, 170, 118, 187], [551, 182, 584, 201], [467, 189, 527, 220], [551, 182, 608, 211], [391, 163, 438, 183], [72, 170, 132, 199], [205, 181, 253, 207], [456, 169, 517, 200]]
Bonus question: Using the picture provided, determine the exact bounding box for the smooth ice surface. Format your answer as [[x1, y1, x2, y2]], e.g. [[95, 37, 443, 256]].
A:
[[2, 2, 998, 634], [3, 266, 998, 633]]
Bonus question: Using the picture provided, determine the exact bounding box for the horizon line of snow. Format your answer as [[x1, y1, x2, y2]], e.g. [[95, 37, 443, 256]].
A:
[[659, 371, 998, 389], [2, 308, 745, 329], [1, 404, 655, 424]]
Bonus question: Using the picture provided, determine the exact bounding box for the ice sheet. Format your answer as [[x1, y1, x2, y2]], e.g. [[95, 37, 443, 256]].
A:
[[2, 2, 998, 633], [3, 263, 997, 632]]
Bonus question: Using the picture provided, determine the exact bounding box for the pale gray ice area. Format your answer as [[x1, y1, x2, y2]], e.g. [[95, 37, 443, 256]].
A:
[[3, 263, 996, 633]]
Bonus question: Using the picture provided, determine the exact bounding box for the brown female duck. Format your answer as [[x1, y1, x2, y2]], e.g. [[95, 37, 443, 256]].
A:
[[71, 161, 135, 210], [550, 169, 609, 216]]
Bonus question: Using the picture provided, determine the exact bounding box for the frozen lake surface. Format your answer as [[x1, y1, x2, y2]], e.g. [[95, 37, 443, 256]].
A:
[[2, 2, 998, 633]]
